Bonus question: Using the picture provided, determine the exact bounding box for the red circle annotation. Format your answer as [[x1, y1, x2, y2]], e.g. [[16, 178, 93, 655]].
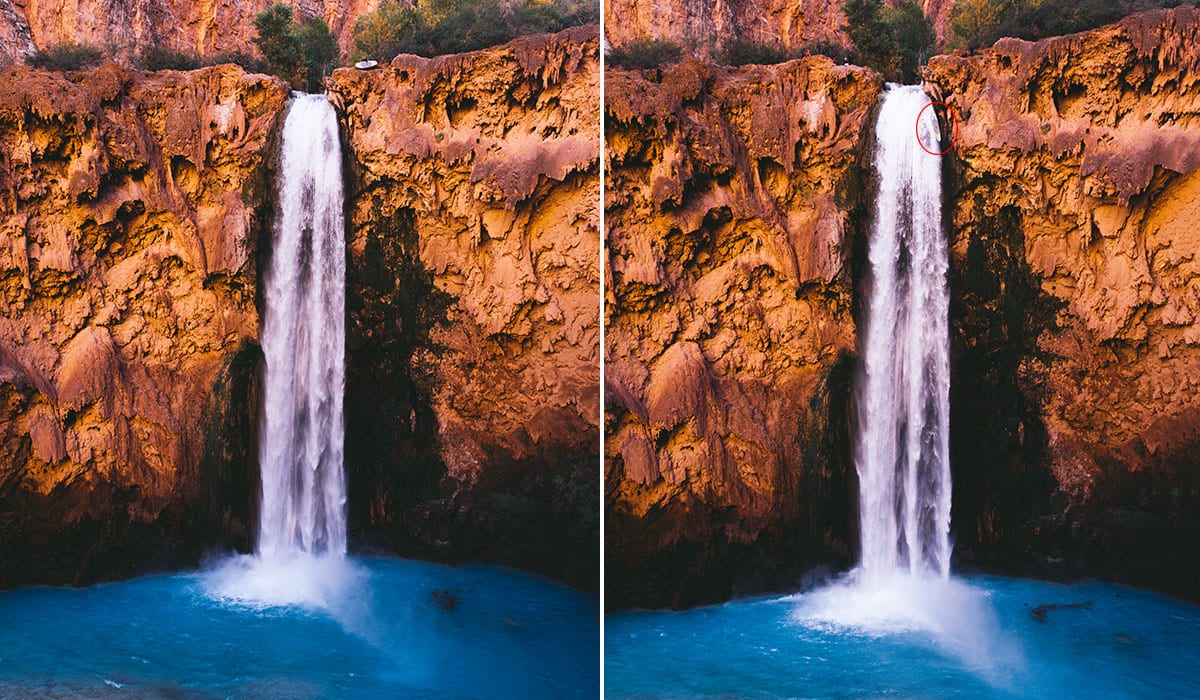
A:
[[916, 101, 959, 156]]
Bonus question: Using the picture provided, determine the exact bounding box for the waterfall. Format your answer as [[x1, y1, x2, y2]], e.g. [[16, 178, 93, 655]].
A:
[[855, 84, 951, 580], [257, 93, 347, 561]]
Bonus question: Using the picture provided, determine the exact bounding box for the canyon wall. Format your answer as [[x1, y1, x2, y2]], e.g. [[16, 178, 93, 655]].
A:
[[926, 7, 1200, 600], [605, 7, 1200, 609], [0, 0, 380, 65], [604, 57, 880, 608], [0, 27, 600, 591], [329, 26, 601, 590], [603, 0, 956, 57], [0, 63, 288, 586], [604, 0, 848, 57]]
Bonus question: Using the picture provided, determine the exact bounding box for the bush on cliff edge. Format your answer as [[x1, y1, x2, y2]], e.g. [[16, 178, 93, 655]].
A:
[[947, 0, 1200, 50], [843, 0, 936, 83], [350, 0, 598, 61], [607, 38, 684, 69], [26, 43, 104, 71], [136, 46, 270, 74], [253, 3, 340, 92]]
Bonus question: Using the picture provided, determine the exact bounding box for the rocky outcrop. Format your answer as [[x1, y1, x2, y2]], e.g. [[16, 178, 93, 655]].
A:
[[925, 7, 1200, 600], [329, 26, 600, 590], [0, 0, 380, 66], [604, 57, 880, 608], [604, 0, 848, 57], [0, 63, 288, 586], [603, 0, 957, 58]]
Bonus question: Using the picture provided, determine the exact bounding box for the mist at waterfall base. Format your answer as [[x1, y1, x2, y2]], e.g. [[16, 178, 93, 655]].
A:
[[606, 576, 1200, 698], [607, 85, 1200, 697], [0, 94, 598, 698], [0, 559, 599, 698]]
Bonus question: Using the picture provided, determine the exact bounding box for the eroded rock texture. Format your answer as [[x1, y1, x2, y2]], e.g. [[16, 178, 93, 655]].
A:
[[604, 57, 881, 608], [926, 7, 1200, 599], [604, 0, 848, 57], [603, 0, 957, 57], [329, 26, 600, 590], [0, 64, 288, 586], [0, 0, 381, 65]]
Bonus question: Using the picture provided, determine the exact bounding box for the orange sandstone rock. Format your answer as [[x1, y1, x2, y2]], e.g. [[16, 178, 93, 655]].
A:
[[927, 7, 1200, 598], [0, 63, 288, 585], [329, 26, 601, 589], [605, 56, 881, 608]]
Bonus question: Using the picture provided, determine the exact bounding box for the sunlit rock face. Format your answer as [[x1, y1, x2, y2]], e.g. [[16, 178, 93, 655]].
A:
[[926, 7, 1200, 600], [601, 0, 956, 59], [603, 0, 848, 58], [0, 63, 289, 585], [606, 8, 1200, 610], [0, 27, 600, 592], [604, 56, 882, 609], [0, 0, 381, 65], [329, 26, 601, 591]]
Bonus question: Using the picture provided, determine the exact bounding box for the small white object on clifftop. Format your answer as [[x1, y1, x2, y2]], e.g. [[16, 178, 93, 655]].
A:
[[354, 60, 379, 70]]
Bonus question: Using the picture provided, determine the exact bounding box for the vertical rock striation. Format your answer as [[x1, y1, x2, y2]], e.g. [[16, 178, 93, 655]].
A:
[[329, 26, 601, 590], [604, 0, 849, 58], [0, 0, 382, 66], [0, 63, 288, 585], [604, 57, 881, 608], [925, 7, 1200, 599]]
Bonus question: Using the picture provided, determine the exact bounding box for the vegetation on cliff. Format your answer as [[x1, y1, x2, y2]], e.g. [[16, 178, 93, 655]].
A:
[[349, 0, 597, 60], [253, 3, 339, 92], [947, 0, 1199, 49], [25, 42, 103, 71], [842, 0, 935, 82]]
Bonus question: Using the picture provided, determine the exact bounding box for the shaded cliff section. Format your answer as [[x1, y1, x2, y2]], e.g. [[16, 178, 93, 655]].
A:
[[926, 7, 1200, 600], [0, 64, 288, 586], [0, 0, 380, 66], [604, 57, 881, 609], [330, 26, 601, 591]]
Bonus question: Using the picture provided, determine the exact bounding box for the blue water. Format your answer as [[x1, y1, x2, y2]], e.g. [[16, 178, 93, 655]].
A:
[[0, 556, 598, 699], [606, 575, 1200, 699]]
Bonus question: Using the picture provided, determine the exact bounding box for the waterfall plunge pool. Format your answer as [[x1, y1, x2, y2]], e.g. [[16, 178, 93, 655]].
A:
[[0, 556, 599, 698], [605, 574, 1200, 699]]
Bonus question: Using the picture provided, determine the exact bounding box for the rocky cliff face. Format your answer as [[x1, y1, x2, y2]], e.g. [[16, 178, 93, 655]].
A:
[[603, 0, 956, 57], [604, 0, 848, 57], [607, 7, 1200, 609], [0, 63, 288, 586], [925, 7, 1200, 599], [0, 27, 600, 592], [0, 0, 380, 65], [329, 26, 600, 589], [604, 57, 880, 608]]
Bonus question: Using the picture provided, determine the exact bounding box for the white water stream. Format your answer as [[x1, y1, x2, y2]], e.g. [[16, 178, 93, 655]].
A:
[[855, 83, 952, 581]]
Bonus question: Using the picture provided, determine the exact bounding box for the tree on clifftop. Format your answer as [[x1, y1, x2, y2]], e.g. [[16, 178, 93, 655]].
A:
[[843, 0, 935, 83], [253, 3, 340, 92]]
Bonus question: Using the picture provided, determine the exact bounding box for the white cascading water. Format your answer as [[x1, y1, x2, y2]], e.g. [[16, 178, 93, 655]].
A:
[[855, 83, 952, 581], [793, 86, 1020, 680], [208, 94, 366, 621], [257, 93, 348, 561]]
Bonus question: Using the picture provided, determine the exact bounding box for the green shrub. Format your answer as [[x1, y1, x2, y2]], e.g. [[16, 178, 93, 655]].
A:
[[137, 46, 202, 71], [720, 40, 789, 66], [350, 0, 598, 61], [947, 0, 1200, 50], [843, 0, 935, 82], [607, 38, 683, 69], [137, 46, 271, 74], [26, 43, 104, 71], [204, 51, 271, 74], [252, 3, 340, 92]]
